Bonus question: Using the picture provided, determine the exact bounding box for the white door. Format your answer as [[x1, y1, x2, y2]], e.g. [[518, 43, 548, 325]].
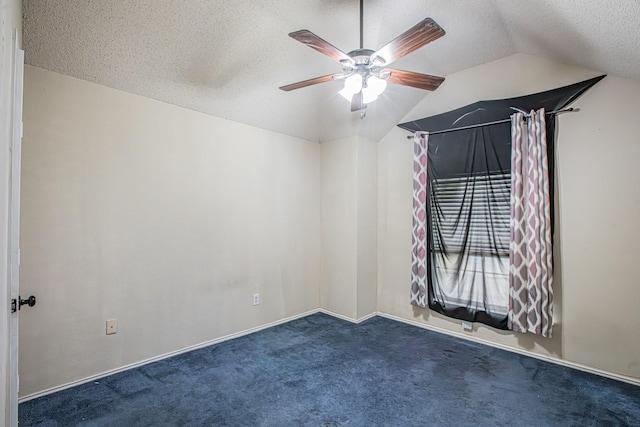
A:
[[7, 31, 24, 427]]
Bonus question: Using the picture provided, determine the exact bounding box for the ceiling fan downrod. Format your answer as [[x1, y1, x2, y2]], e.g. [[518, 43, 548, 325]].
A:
[[360, 0, 364, 50]]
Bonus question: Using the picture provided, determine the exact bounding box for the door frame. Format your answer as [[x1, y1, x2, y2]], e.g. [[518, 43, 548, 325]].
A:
[[6, 29, 24, 427]]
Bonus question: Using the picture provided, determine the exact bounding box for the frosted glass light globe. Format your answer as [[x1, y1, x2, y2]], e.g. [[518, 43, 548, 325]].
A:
[[344, 74, 363, 93]]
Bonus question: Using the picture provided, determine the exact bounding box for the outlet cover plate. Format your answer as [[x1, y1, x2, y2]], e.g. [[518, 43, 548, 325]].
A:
[[106, 319, 118, 335]]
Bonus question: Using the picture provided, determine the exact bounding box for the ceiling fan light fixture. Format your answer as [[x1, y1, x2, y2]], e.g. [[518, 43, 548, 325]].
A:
[[364, 75, 387, 100], [338, 73, 363, 101], [338, 74, 387, 104], [338, 87, 354, 101], [345, 73, 363, 92]]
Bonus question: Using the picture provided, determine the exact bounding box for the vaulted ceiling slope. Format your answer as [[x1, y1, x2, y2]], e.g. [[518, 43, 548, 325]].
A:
[[23, 0, 640, 143]]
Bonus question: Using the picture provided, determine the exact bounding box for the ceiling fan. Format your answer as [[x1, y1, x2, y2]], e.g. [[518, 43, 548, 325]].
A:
[[279, 0, 446, 118]]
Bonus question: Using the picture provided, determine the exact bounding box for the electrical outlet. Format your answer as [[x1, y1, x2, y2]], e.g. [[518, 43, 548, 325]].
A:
[[252, 293, 260, 306], [106, 319, 118, 335]]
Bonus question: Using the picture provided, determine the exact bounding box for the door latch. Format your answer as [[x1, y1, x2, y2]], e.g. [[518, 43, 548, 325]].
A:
[[20, 295, 36, 309], [11, 295, 36, 313]]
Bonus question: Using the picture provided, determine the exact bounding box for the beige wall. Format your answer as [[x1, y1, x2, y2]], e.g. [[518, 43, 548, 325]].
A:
[[355, 137, 377, 319], [320, 136, 377, 320], [321, 137, 358, 318], [19, 66, 321, 397], [378, 53, 640, 380]]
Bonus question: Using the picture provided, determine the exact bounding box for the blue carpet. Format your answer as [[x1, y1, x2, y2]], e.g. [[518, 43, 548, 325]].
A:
[[19, 313, 640, 426]]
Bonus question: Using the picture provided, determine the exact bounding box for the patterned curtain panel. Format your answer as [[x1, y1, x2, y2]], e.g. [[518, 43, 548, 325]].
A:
[[509, 109, 554, 337], [411, 132, 429, 307]]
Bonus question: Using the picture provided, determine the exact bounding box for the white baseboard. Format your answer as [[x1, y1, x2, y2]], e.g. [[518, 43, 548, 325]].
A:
[[317, 308, 377, 324], [18, 309, 322, 403], [376, 311, 640, 387], [20, 308, 639, 403]]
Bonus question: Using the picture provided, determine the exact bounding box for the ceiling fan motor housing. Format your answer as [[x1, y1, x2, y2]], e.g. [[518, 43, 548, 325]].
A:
[[343, 48, 389, 84], [347, 48, 375, 64]]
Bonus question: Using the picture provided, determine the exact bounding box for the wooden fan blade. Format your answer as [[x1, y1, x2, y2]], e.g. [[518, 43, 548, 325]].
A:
[[289, 30, 354, 64], [383, 69, 445, 91], [351, 91, 365, 112], [279, 74, 340, 91], [372, 18, 445, 65]]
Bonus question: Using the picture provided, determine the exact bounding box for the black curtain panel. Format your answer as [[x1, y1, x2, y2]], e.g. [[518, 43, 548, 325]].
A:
[[401, 75, 604, 329]]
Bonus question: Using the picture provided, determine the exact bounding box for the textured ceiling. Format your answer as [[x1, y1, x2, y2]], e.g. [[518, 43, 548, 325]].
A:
[[22, 0, 640, 143]]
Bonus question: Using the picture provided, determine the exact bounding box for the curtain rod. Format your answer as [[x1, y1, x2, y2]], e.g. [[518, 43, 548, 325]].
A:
[[405, 107, 576, 139]]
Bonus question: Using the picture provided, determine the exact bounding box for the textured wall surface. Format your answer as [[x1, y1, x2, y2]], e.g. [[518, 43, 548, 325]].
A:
[[320, 136, 378, 321], [19, 66, 322, 397], [320, 137, 358, 319]]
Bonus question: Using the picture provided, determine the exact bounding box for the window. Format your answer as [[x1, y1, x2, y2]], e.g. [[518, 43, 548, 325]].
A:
[[429, 173, 510, 318], [406, 76, 603, 330]]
